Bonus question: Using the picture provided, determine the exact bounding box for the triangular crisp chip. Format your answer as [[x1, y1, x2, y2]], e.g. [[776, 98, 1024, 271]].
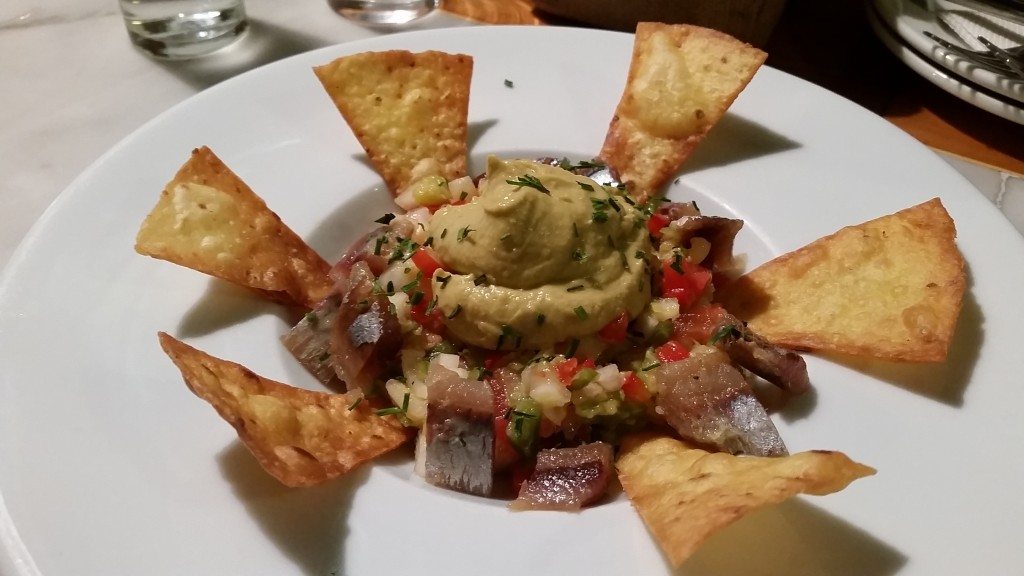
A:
[[616, 434, 874, 567], [600, 23, 765, 197], [718, 198, 965, 362], [135, 147, 333, 309], [158, 333, 409, 487], [314, 50, 472, 195]]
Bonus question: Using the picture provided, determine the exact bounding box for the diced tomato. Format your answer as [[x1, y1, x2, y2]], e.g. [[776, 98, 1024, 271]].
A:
[[484, 352, 512, 373], [647, 213, 670, 238], [673, 304, 727, 345], [411, 247, 444, 278], [553, 358, 595, 386], [492, 414, 520, 471], [510, 461, 534, 495], [621, 371, 650, 403], [409, 298, 445, 333], [656, 341, 690, 363], [661, 260, 712, 310], [598, 311, 629, 343]]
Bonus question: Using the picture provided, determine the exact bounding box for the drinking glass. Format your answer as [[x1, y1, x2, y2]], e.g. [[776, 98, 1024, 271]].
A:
[[329, 0, 438, 26], [119, 0, 248, 59]]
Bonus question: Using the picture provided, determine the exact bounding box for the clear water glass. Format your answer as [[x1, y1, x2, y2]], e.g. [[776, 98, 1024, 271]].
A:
[[119, 0, 248, 59], [329, 0, 438, 26]]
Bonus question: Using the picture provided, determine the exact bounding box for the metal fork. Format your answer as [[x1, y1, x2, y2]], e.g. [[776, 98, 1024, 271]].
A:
[[923, 30, 1024, 78]]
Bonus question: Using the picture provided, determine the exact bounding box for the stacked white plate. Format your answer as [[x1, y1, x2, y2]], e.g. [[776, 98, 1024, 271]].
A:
[[869, 0, 1024, 123]]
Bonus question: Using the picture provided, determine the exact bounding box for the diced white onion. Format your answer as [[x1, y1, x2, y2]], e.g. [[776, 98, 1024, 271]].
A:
[[595, 365, 624, 392]]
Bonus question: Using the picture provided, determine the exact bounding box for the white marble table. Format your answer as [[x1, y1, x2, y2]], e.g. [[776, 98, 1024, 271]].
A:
[[1, 0, 1022, 272]]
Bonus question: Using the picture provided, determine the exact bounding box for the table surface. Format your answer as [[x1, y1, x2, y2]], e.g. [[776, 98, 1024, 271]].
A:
[[1, 0, 1022, 274]]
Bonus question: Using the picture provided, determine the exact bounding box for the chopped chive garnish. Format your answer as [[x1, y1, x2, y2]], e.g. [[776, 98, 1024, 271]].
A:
[[506, 174, 550, 194], [401, 277, 419, 293], [607, 197, 621, 212], [567, 284, 585, 292], [573, 222, 580, 238], [504, 79, 514, 88], [574, 306, 588, 320], [425, 296, 438, 314], [374, 213, 396, 224], [438, 274, 451, 288], [304, 311, 318, 326], [500, 233, 512, 241], [577, 159, 605, 169], [317, 351, 330, 362], [401, 391, 410, 412], [474, 274, 489, 286], [440, 228, 448, 239], [423, 236, 434, 247], [373, 235, 386, 255], [709, 324, 740, 345], [457, 226, 474, 242], [641, 361, 662, 372], [375, 406, 404, 416], [592, 210, 609, 223], [606, 234, 614, 248], [447, 304, 463, 319], [459, 190, 468, 201], [565, 338, 580, 358], [577, 181, 594, 192], [386, 280, 395, 294], [409, 291, 424, 305], [620, 251, 629, 269], [671, 252, 684, 274], [572, 248, 587, 262], [347, 397, 363, 411], [634, 250, 645, 259]]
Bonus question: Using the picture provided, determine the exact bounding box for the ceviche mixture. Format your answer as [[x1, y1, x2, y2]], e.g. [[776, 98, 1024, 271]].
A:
[[282, 155, 809, 504]]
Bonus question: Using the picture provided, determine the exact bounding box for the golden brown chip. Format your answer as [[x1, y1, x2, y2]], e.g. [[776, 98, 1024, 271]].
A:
[[135, 147, 333, 309], [718, 198, 965, 362], [314, 50, 472, 195], [600, 23, 766, 198], [158, 332, 409, 487], [617, 434, 874, 567]]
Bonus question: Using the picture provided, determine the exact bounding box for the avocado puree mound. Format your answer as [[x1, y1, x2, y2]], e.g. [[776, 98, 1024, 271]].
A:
[[429, 157, 652, 350]]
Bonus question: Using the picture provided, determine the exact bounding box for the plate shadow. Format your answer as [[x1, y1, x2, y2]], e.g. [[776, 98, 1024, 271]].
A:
[[680, 498, 907, 575], [216, 442, 370, 576], [682, 114, 801, 174], [176, 279, 293, 338]]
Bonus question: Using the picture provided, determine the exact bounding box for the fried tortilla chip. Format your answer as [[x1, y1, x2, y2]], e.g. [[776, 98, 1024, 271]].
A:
[[600, 23, 766, 198], [314, 50, 472, 195], [158, 332, 409, 487], [718, 198, 965, 362], [135, 147, 333, 309], [617, 434, 874, 567]]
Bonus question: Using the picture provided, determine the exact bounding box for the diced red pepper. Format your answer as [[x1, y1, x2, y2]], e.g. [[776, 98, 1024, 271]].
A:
[[656, 341, 690, 363], [598, 311, 629, 343], [661, 260, 712, 310], [647, 213, 670, 238], [621, 371, 650, 403], [409, 298, 445, 333], [554, 358, 595, 386], [411, 247, 444, 279]]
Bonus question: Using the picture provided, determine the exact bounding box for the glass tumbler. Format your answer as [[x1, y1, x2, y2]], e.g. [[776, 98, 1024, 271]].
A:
[[119, 0, 248, 59], [329, 0, 438, 26]]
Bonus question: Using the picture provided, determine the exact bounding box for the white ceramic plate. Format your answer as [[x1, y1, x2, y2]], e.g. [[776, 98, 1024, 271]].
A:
[[868, 1, 1024, 124], [872, 0, 1024, 106], [2, 26, 1024, 576]]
